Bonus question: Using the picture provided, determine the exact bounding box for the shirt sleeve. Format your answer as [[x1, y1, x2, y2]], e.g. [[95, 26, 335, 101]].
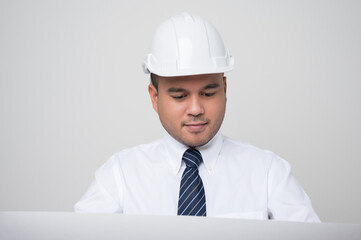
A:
[[74, 156, 124, 213], [267, 154, 320, 222]]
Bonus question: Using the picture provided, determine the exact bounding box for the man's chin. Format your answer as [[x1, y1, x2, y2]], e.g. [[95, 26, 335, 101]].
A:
[[181, 136, 211, 148], [166, 128, 214, 148]]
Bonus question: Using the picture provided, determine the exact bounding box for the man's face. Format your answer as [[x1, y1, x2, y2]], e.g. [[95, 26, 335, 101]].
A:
[[148, 73, 227, 148]]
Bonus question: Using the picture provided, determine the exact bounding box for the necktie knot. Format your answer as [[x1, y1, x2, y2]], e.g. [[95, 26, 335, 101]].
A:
[[183, 148, 202, 168]]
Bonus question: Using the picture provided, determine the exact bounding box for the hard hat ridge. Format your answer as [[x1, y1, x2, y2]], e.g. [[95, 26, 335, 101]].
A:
[[143, 12, 234, 77]]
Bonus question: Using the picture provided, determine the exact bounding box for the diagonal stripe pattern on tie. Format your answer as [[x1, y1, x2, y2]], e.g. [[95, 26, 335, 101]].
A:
[[177, 148, 206, 216]]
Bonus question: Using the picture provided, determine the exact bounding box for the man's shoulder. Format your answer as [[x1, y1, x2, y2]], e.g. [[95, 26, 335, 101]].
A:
[[112, 138, 163, 157], [221, 136, 292, 170], [222, 136, 270, 154], [93, 139, 164, 178], [221, 136, 282, 163]]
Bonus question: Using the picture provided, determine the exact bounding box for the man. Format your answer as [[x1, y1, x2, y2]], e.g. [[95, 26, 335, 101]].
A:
[[74, 12, 320, 222]]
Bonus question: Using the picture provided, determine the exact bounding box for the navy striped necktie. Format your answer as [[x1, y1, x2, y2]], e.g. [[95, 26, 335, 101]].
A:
[[177, 148, 206, 216]]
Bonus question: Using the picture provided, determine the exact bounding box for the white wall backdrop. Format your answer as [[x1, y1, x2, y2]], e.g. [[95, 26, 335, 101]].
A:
[[0, 0, 360, 224]]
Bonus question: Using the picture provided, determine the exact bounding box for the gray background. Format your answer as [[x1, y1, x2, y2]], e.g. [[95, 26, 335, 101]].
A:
[[0, 0, 360, 224]]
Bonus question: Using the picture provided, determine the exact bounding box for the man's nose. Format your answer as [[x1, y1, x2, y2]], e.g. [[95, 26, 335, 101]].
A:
[[186, 95, 204, 116]]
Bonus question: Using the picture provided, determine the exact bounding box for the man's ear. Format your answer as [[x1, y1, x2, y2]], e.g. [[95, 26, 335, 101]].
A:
[[148, 84, 159, 113], [223, 76, 227, 96]]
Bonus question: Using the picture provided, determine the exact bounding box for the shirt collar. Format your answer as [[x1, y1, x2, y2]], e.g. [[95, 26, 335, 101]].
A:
[[163, 130, 223, 175]]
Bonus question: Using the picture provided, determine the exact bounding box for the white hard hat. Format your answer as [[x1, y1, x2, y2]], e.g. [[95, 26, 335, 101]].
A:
[[143, 12, 234, 77]]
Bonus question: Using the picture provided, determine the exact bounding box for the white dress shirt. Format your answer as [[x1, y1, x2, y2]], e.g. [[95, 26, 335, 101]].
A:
[[74, 131, 320, 222]]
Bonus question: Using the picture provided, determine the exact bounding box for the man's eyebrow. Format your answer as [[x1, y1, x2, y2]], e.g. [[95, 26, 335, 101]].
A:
[[167, 87, 187, 93], [203, 83, 220, 90], [167, 83, 220, 93]]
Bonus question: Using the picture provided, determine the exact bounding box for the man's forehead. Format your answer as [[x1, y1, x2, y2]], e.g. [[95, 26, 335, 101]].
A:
[[159, 73, 223, 80], [158, 73, 223, 86]]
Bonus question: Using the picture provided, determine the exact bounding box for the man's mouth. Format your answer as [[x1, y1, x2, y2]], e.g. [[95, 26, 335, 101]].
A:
[[183, 122, 208, 132]]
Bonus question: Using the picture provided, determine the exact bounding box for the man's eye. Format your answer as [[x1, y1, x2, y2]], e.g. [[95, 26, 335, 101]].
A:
[[202, 92, 216, 97], [172, 95, 187, 100]]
